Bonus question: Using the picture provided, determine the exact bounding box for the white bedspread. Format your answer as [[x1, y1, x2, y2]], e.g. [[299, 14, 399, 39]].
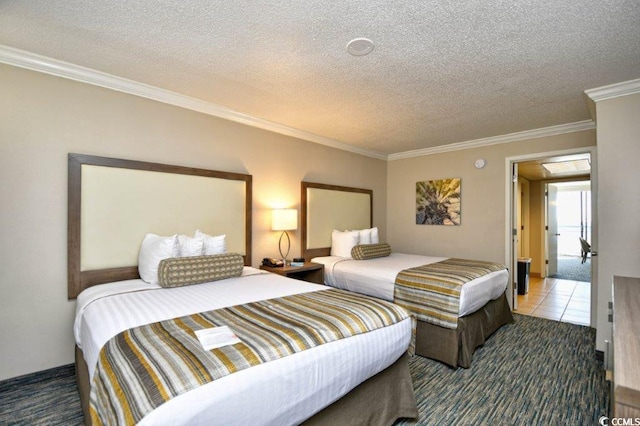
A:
[[312, 253, 508, 317], [74, 267, 412, 425]]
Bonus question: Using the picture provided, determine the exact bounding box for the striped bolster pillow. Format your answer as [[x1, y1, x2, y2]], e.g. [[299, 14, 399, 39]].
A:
[[158, 253, 244, 287], [351, 243, 392, 260]]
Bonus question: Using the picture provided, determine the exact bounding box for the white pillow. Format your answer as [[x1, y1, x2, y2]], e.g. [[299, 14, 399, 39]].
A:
[[194, 229, 227, 255], [138, 233, 180, 284], [370, 227, 379, 244], [177, 234, 204, 257], [331, 230, 360, 258], [357, 228, 372, 245]]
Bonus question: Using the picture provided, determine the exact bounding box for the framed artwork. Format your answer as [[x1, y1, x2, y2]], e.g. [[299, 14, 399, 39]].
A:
[[416, 178, 461, 225]]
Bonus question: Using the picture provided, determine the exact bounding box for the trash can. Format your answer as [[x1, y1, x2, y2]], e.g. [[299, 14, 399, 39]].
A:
[[517, 257, 531, 295]]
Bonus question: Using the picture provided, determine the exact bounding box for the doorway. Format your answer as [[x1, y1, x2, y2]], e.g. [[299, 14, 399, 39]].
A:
[[506, 148, 596, 326], [546, 181, 591, 282]]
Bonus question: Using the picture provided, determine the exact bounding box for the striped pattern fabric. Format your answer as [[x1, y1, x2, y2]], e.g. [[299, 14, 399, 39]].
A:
[[1, 315, 610, 426], [394, 258, 506, 329], [157, 253, 244, 287], [89, 288, 412, 425], [351, 243, 392, 260]]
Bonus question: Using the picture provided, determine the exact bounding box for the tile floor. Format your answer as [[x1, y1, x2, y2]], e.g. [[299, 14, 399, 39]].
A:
[[514, 276, 591, 326]]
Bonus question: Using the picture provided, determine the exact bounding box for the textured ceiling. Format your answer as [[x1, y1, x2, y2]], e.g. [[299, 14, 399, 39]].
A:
[[1, 1, 639, 155]]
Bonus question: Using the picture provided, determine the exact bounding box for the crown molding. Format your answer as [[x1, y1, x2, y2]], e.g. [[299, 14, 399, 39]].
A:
[[585, 78, 640, 102], [0, 45, 609, 163], [0, 45, 387, 160], [388, 120, 596, 161]]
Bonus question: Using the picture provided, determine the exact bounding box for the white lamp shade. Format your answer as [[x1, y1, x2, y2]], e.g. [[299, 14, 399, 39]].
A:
[[272, 209, 298, 231]]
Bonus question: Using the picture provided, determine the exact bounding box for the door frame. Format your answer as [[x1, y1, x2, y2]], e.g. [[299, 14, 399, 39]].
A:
[[504, 146, 597, 325]]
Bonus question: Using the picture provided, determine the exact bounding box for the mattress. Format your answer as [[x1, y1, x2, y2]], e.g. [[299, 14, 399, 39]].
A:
[[74, 267, 412, 425], [312, 253, 508, 317]]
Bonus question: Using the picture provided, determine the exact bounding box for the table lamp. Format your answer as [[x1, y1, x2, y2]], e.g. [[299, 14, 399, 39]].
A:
[[271, 208, 298, 265]]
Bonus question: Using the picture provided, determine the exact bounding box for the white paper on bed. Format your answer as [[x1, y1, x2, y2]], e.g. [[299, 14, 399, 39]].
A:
[[74, 267, 412, 426], [312, 253, 508, 317]]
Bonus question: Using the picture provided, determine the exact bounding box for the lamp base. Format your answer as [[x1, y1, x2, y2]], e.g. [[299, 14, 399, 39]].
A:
[[278, 231, 291, 265]]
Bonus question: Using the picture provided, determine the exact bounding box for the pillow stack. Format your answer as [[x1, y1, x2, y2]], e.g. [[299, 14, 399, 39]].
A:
[[138, 230, 228, 284], [330, 227, 380, 258]]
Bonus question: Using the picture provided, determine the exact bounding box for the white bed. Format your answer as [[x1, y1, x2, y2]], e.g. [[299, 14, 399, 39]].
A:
[[75, 267, 413, 425], [69, 155, 418, 425], [312, 253, 509, 316], [301, 181, 514, 368]]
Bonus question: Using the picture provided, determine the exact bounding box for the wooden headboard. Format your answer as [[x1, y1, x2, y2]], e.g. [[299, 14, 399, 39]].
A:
[[301, 182, 372, 260], [68, 153, 252, 299]]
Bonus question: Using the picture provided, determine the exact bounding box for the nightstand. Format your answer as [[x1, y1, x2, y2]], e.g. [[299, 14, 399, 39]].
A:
[[259, 262, 324, 285]]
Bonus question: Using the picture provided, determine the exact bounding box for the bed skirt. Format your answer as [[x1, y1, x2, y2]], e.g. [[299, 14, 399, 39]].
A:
[[414, 292, 513, 368], [75, 346, 418, 425]]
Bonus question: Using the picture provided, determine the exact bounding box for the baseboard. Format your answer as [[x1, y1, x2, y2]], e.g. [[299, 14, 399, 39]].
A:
[[0, 364, 74, 387]]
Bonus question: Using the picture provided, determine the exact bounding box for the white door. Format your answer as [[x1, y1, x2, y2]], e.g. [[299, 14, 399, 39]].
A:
[[546, 183, 559, 276]]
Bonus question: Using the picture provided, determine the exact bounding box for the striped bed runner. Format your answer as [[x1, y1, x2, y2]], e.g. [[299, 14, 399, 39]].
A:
[[90, 288, 412, 425], [394, 258, 506, 330]]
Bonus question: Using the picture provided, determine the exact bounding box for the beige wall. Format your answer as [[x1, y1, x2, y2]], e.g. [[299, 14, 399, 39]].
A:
[[386, 131, 595, 266], [594, 92, 640, 353], [2, 59, 634, 380], [0, 64, 387, 380]]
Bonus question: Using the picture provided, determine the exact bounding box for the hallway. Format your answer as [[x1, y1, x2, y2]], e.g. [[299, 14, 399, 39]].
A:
[[514, 276, 590, 326]]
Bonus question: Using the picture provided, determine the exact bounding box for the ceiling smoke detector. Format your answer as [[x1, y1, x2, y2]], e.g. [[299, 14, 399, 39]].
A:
[[347, 38, 374, 56]]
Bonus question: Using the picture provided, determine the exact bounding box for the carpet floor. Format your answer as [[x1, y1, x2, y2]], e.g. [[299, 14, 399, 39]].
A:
[[549, 256, 591, 282], [395, 313, 608, 425], [0, 314, 609, 425]]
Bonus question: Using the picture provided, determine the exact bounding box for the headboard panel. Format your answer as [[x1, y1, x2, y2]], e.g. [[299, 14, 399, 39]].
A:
[[301, 182, 372, 260], [68, 153, 252, 298]]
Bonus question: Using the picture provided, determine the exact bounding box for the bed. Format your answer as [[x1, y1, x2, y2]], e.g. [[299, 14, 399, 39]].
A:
[[301, 181, 514, 369], [68, 154, 418, 425]]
